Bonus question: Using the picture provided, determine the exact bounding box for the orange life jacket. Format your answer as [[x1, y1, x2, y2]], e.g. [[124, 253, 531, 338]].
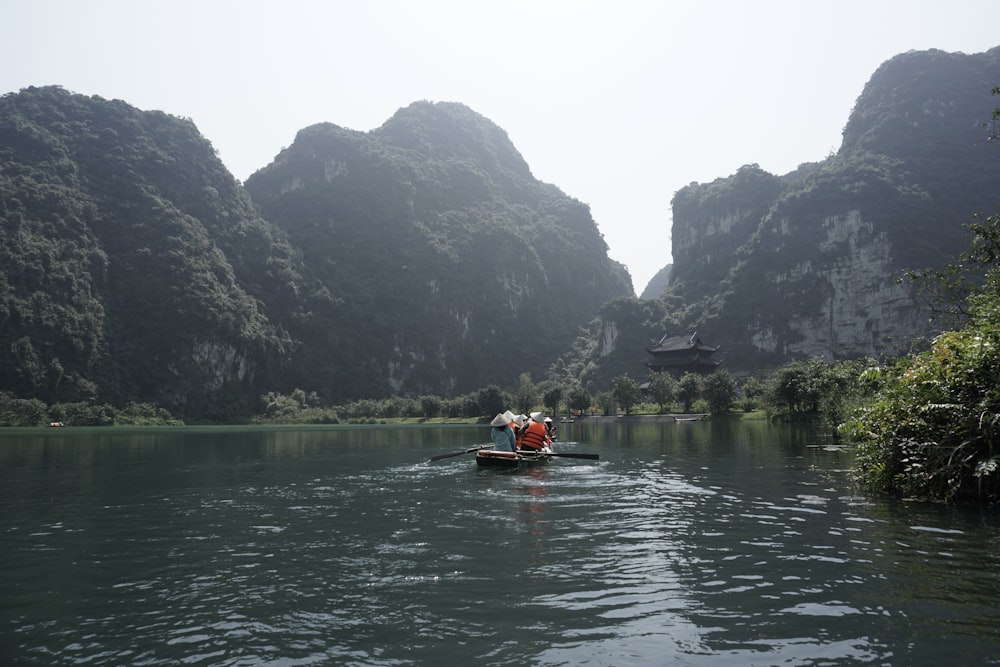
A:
[[519, 420, 548, 451]]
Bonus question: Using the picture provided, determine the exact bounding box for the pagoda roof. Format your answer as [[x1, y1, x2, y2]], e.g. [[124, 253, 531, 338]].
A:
[[647, 332, 718, 354]]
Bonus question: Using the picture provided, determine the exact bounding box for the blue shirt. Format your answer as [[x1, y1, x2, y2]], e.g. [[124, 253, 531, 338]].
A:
[[491, 425, 516, 451]]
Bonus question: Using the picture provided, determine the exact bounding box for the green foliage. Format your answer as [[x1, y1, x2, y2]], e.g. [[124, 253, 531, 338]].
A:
[[48, 401, 116, 426], [0, 88, 632, 420], [845, 328, 1000, 502], [0, 86, 298, 420], [512, 374, 537, 414], [764, 359, 828, 414], [846, 210, 1000, 502], [475, 384, 509, 418], [703, 370, 737, 414], [738, 375, 764, 411], [542, 385, 563, 417], [566, 385, 591, 414], [612, 374, 640, 415], [668, 164, 784, 298], [676, 373, 703, 413], [594, 390, 616, 416], [245, 103, 632, 400], [0, 391, 47, 426], [564, 297, 675, 391], [647, 372, 676, 414], [420, 395, 442, 419], [762, 357, 873, 428], [116, 402, 183, 426]]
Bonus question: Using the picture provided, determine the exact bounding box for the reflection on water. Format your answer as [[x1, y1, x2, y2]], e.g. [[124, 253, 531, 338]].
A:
[[2, 421, 1000, 666]]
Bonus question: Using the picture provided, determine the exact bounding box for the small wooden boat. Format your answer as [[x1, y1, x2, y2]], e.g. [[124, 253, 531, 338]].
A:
[[476, 447, 552, 469]]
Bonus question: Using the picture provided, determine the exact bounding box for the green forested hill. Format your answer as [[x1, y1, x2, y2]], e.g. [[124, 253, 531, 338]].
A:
[[245, 101, 632, 399], [588, 46, 1000, 381], [0, 89, 631, 418], [0, 86, 308, 417]]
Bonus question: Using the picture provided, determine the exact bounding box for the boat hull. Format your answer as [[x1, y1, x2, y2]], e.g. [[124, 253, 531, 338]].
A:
[[476, 448, 550, 468]]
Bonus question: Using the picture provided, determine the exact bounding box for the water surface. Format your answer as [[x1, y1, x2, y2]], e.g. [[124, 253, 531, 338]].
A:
[[2, 420, 999, 665]]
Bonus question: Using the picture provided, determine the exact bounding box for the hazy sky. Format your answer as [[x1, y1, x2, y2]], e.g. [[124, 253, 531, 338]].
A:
[[2, 1, 997, 294]]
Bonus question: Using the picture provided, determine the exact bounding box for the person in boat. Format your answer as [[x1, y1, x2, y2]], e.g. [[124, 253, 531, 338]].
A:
[[512, 413, 527, 448], [543, 416, 557, 441], [490, 412, 516, 452], [518, 412, 550, 452]]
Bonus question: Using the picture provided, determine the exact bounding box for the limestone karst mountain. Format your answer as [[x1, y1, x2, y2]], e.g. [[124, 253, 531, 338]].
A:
[[0, 89, 631, 417], [592, 46, 1000, 383]]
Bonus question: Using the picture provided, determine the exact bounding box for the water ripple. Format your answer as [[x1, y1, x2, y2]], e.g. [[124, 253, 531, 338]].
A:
[[4, 427, 1000, 665]]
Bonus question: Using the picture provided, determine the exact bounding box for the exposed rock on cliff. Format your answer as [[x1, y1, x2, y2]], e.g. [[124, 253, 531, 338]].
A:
[[245, 101, 633, 398], [661, 46, 1000, 371]]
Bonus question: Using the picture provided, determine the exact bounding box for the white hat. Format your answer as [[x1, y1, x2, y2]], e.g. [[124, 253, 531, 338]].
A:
[[530, 411, 543, 422], [490, 413, 508, 427], [503, 410, 515, 422], [513, 414, 525, 427], [543, 417, 553, 423]]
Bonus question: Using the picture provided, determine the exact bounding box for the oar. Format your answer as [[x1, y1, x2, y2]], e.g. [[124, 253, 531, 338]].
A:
[[544, 451, 600, 460], [429, 444, 492, 462]]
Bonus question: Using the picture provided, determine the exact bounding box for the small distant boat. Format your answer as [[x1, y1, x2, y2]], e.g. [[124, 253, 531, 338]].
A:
[[476, 447, 552, 469], [674, 416, 703, 422]]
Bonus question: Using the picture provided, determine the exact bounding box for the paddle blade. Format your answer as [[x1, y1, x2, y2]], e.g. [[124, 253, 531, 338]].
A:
[[429, 450, 468, 462], [428, 444, 492, 462], [547, 452, 599, 460]]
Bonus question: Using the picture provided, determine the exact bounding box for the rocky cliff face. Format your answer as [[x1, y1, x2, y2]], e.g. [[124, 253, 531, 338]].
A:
[[0, 86, 298, 414], [245, 101, 633, 398], [749, 209, 925, 360], [661, 46, 1000, 371], [0, 89, 632, 414]]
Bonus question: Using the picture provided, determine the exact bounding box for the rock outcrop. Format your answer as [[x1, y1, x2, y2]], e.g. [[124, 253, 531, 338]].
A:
[[661, 46, 1000, 371]]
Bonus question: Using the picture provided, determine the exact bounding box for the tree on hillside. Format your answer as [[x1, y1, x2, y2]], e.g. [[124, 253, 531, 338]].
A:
[[765, 357, 850, 415], [595, 390, 616, 416], [676, 373, 703, 413], [512, 373, 537, 414], [612, 374, 641, 415], [739, 375, 764, 411], [420, 395, 441, 418], [648, 372, 676, 414], [703, 370, 737, 414], [542, 385, 563, 418], [476, 384, 508, 417], [567, 385, 591, 415]]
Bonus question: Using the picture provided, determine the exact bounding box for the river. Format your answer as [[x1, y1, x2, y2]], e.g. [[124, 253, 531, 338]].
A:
[[2, 419, 999, 666]]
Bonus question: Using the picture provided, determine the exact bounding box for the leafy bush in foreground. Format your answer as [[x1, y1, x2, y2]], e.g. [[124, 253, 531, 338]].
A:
[[845, 208, 1000, 503], [844, 328, 1000, 502]]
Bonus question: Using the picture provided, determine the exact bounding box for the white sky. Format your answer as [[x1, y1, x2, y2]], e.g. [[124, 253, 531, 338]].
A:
[[1, 1, 997, 294]]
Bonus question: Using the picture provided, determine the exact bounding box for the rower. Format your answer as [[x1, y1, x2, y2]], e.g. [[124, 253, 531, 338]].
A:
[[543, 416, 557, 441], [518, 412, 549, 451]]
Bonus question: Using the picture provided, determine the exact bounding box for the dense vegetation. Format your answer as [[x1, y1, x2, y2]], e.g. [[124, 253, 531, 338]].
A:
[[0, 86, 301, 419], [245, 102, 631, 400], [844, 208, 1000, 503], [0, 89, 630, 421], [642, 47, 1000, 373]]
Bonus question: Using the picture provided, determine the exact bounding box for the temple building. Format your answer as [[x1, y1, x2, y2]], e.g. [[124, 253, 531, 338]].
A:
[[644, 332, 720, 376]]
